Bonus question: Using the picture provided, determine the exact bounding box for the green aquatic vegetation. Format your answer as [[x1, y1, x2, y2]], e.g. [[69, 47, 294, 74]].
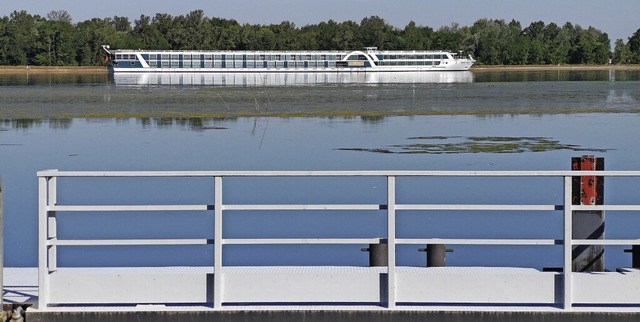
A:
[[407, 136, 461, 140], [468, 136, 524, 142], [467, 143, 524, 153], [337, 136, 612, 154]]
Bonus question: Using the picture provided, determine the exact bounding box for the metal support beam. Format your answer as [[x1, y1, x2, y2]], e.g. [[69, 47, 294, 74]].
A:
[[571, 156, 605, 272]]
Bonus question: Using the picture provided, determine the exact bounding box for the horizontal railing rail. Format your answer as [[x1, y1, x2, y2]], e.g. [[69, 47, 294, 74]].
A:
[[37, 169, 640, 310], [36, 169, 640, 177]]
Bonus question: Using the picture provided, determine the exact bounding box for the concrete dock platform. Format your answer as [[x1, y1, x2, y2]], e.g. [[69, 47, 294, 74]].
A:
[[6, 267, 640, 322]]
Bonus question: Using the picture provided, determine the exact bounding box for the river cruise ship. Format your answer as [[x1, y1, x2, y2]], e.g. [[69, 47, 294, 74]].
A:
[[102, 45, 475, 73]]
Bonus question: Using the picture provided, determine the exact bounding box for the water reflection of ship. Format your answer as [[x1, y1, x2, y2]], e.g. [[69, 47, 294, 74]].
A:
[[110, 71, 474, 87], [607, 89, 635, 106]]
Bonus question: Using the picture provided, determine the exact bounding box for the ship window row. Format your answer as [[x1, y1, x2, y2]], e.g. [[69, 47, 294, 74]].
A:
[[145, 54, 343, 61], [148, 61, 334, 68], [115, 54, 137, 60], [377, 54, 450, 60], [377, 61, 441, 66]]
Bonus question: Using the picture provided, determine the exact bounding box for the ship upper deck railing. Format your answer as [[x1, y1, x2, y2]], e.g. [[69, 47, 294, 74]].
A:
[[36, 170, 640, 311]]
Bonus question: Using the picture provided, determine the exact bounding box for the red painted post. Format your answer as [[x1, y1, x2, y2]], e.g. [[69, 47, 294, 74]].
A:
[[571, 156, 605, 272]]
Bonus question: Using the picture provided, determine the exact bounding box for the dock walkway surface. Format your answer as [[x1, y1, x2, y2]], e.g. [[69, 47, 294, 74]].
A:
[[5, 267, 640, 322]]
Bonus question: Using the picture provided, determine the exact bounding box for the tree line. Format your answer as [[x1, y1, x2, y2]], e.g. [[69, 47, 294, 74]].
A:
[[1, 9, 639, 66]]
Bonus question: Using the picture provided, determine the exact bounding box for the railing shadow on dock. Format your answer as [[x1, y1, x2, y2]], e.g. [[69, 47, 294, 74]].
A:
[[33, 169, 640, 312]]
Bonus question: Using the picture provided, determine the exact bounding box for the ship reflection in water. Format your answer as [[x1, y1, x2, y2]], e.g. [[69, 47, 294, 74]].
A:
[[110, 71, 474, 87]]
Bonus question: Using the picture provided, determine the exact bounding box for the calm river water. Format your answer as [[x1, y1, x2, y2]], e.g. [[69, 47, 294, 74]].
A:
[[0, 70, 639, 269]]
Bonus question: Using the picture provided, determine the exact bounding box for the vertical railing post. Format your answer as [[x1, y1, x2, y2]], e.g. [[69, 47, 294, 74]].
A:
[[563, 176, 573, 310], [386, 176, 396, 309], [47, 177, 58, 272], [213, 176, 223, 308], [0, 176, 4, 309], [38, 175, 49, 309]]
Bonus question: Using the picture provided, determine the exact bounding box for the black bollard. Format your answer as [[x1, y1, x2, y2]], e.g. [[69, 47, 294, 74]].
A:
[[418, 244, 452, 267], [361, 239, 388, 267], [624, 245, 640, 268]]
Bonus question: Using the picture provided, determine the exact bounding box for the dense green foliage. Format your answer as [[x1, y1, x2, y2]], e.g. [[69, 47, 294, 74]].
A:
[[1, 10, 639, 66]]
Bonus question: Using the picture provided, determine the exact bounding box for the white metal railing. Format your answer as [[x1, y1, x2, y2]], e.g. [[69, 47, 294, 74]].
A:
[[36, 170, 640, 310]]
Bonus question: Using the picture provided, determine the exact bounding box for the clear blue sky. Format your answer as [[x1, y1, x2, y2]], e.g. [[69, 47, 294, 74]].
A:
[[2, 0, 638, 43]]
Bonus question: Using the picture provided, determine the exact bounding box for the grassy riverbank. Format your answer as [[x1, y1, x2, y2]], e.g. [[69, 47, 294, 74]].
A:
[[0, 66, 106, 74]]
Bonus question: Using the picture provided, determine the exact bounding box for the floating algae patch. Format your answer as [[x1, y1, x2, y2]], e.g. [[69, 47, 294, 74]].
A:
[[336, 136, 612, 154], [407, 136, 463, 140]]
